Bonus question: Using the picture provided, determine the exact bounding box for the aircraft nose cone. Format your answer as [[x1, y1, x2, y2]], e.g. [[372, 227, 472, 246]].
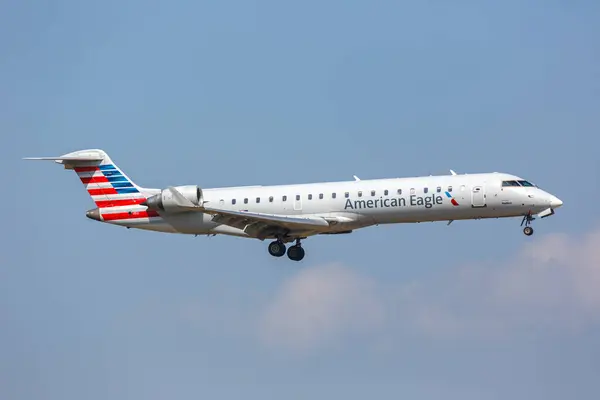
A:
[[86, 208, 101, 221], [550, 196, 563, 209]]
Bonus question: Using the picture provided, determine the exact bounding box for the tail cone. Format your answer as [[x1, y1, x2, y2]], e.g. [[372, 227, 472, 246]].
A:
[[86, 208, 101, 221]]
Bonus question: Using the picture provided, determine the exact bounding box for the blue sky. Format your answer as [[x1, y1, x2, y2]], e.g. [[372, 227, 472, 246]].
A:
[[2, 1, 600, 399]]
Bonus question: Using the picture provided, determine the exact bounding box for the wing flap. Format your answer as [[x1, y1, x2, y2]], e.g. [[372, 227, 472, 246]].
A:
[[204, 207, 329, 228], [203, 206, 330, 239]]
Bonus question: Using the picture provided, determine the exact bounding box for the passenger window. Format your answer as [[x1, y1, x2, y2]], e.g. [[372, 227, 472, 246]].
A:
[[345, 192, 349, 198], [448, 186, 452, 192], [296, 195, 300, 201], [282, 195, 287, 202], [437, 187, 441, 193], [424, 187, 428, 194], [371, 190, 376, 196], [358, 191, 363, 197], [269, 196, 273, 202], [244, 198, 248, 204], [384, 189, 388, 195], [256, 197, 260, 203], [332, 193, 337, 199], [319, 193, 323, 199], [308, 194, 312, 200], [232, 199, 236, 205], [397, 189, 402, 195], [410, 188, 415, 195]]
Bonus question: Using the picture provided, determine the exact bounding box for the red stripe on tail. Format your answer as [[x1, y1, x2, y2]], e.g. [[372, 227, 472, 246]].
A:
[[81, 176, 108, 184], [102, 210, 159, 221], [95, 198, 147, 208], [74, 166, 100, 173], [88, 188, 118, 196]]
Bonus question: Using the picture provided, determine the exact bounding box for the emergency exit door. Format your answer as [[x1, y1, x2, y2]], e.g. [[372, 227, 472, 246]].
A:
[[471, 186, 486, 207], [293, 194, 302, 211]]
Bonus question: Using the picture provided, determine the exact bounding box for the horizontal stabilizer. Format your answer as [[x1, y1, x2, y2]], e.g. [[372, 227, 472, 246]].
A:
[[24, 149, 106, 167], [23, 156, 104, 161]]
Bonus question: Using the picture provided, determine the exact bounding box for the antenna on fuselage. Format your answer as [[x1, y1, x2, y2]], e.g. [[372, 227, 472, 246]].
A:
[[353, 175, 361, 181], [450, 169, 457, 175]]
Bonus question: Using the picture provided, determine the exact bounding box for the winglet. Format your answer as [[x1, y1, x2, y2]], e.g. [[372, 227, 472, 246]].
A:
[[450, 169, 457, 175], [353, 175, 360, 181]]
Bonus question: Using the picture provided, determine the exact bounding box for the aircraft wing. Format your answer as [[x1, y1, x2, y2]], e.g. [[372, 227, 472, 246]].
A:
[[202, 206, 330, 239]]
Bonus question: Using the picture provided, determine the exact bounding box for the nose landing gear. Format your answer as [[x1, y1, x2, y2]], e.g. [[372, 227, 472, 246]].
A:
[[521, 211, 535, 236]]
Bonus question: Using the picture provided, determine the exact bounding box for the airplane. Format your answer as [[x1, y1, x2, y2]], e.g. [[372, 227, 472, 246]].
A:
[[25, 149, 563, 261]]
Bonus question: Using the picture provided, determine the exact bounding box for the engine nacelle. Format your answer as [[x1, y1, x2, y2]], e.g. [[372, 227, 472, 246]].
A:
[[144, 185, 203, 213]]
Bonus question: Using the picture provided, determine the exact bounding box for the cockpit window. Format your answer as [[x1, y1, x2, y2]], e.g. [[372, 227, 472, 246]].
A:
[[518, 180, 535, 187], [502, 180, 521, 187], [502, 180, 537, 187]]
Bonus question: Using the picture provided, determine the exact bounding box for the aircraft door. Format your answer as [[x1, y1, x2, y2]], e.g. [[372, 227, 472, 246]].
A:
[[293, 194, 302, 211], [471, 186, 486, 207]]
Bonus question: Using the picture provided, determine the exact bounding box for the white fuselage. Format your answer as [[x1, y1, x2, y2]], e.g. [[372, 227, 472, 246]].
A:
[[25, 148, 564, 261], [107, 172, 562, 239]]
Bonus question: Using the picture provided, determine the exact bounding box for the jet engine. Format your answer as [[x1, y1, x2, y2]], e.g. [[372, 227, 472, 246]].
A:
[[143, 185, 203, 213]]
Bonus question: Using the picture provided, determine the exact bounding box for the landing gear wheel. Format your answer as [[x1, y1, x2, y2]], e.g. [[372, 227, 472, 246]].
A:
[[268, 241, 286, 257], [287, 245, 305, 261], [521, 211, 535, 237]]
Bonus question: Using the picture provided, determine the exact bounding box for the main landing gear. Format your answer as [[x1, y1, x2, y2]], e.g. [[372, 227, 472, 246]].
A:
[[267, 240, 286, 257], [268, 238, 305, 261], [521, 211, 535, 236]]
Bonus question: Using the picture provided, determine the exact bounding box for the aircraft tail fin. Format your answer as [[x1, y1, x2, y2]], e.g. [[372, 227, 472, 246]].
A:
[[24, 149, 149, 208]]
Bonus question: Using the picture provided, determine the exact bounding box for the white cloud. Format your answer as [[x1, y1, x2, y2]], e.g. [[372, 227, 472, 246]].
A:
[[258, 263, 385, 352], [258, 227, 600, 351], [410, 227, 600, 338]]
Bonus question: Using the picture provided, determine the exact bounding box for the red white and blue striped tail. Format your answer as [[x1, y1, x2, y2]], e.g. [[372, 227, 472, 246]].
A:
[[25, 149, 151, 209]]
